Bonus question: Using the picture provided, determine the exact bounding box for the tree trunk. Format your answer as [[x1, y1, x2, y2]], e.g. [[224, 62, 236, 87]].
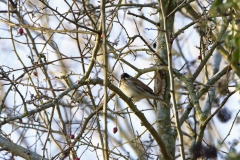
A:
[[155, 0, 177, 159]]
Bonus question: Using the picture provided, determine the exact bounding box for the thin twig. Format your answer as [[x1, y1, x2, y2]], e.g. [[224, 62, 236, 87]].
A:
[[100, 0, 109, 159]]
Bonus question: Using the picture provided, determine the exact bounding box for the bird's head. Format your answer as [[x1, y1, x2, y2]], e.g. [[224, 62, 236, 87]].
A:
[[121, 73, 131, 79]]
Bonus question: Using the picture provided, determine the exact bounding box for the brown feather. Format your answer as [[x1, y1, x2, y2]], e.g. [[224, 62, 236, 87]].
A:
[[129, 77, 156, 96]]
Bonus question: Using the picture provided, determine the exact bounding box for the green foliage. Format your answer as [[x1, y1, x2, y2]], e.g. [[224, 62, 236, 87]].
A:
[[232, 37, 240, 63], [227, 150, 240, 160], [210, 0, 240, 63], [209, 0, 240, 17], [225, 31, 240, 63]]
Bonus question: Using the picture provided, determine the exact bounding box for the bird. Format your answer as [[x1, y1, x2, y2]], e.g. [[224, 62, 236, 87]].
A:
[[118, 73, 168, 106]]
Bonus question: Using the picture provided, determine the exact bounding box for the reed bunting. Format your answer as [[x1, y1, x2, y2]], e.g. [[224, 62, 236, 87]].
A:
[[119, 73, 168, 105]]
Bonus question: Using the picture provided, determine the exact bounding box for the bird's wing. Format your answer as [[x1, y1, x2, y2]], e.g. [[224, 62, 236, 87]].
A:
[[131, 77, 156, 96]]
